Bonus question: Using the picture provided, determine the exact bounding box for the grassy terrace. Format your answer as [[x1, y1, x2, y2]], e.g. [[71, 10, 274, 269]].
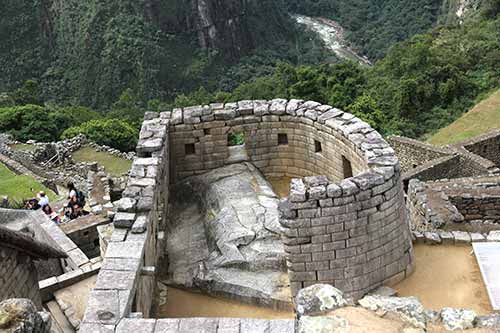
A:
[[72, 147, 132, 177], [9, 143, 35, 152], [0, 162, 56, 202], [428, 89, 500, 146]]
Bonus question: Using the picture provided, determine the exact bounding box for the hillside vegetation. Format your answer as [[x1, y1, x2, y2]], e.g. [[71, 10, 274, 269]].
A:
[[428, 89, 500, 146], [0, 0, 498, 151]]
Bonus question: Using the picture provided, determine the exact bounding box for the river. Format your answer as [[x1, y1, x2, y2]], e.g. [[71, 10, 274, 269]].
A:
[[292, 15, 372, 66]]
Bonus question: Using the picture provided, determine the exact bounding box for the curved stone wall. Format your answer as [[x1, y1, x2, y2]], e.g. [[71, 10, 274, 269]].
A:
[[164, 99, 414, 301]]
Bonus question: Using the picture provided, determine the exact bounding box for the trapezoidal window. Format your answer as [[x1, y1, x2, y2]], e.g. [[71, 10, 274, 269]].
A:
[[342, 155, 353, 178], [314, 140, 322, 153], [278, 133, 288, 145], [185, 143, 195, 155]]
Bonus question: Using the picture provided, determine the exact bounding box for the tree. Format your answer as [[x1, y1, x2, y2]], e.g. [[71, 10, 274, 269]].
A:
[[62, 119, 138, 151]]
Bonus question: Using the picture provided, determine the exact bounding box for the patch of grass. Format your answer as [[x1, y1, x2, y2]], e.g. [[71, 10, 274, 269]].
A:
[[72, 147, 132, 176], [9, 143, 35, 152], [428, 89, 500, 146], [0, 163, 56, 202]]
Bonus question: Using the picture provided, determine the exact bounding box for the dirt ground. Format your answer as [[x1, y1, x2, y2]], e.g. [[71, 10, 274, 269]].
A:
[[267, 176, 292, 199], [394, 244, 494, 315], [157, 287, 294, 319], [53, 275, 97, 322]]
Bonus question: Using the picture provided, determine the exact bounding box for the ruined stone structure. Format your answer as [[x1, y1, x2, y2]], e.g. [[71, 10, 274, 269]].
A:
[[393, 130, 500, 246], [0, 225, 67, 309], [80, 99, 413, 331], [388, 134, 500, 188]]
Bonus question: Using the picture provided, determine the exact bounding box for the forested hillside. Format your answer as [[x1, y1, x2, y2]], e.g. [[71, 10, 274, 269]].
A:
[[0, 0, 325, 108], [0, 0, 499, 151]]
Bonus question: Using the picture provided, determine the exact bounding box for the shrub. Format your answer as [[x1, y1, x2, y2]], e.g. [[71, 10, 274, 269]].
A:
[[62, 119, 138, 152], [0, 105, 59, 142]]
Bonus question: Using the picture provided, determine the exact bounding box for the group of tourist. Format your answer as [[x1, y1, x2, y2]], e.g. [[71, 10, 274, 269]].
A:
[[24, 182, 88, 224]]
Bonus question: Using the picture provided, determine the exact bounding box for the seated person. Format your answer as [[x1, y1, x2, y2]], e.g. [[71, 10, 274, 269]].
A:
[[65, 196, 89, 220], [67, 182, 86, 207], [25, 198, 40, 210], [38, 191, 49, 208], [42, 204, 61, 224]]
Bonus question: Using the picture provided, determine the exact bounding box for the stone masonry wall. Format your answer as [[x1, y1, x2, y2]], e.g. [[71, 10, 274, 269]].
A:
[[164, 100, 412, 302], [80, 100, 412, 331], [0, 246, 42, 309], [168, 100, 368, 181], [279, 172, 412, 301], [450, 194, 500, 224], [80, 112, 169, 332], [460, 130, 500, 167], [387, 136, 452, 173]]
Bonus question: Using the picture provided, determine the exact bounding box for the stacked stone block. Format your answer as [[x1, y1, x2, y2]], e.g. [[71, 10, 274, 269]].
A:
[[0, 246, 42, 308], [279, 171, 412, 300], [80, 112, 169, 332], [461, 129, 500, 167], [159, 99, 413, 302], [80, 100, 413, 331], [165, 100, 378, 181]]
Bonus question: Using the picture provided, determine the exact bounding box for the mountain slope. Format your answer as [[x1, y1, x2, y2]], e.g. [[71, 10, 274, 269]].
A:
[[427, 89, 500, 145]]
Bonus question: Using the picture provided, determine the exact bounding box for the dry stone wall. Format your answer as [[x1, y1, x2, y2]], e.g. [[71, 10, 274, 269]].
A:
[[161, 99, 413, 301], [387, 136, 452, 172], [167, 100, 368, 181], [0, 246, 42, 308], [80, 113, 169, 331], [80, 100, 413, 331], [460, 130, 500, 167]]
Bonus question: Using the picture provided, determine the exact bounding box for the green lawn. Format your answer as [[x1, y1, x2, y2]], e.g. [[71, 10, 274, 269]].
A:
[[9, 143, 35, 152], [427, 89, 500, 146], [72, 147, 132, 176], [0, 163, 57, 203]]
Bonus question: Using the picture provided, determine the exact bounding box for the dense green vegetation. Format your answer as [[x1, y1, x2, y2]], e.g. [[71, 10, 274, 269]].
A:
[[0, 0, 498, 151], [175, 12, 500, 138], [61, 119, 138, 152], [286, 0, 443, 59]]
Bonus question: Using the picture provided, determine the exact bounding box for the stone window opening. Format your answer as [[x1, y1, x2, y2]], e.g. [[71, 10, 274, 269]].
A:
[[204, 128, 210, 135], [185, 143, 196, 155], [228, 132, 245, 147], [315, 140, 322, 153], [342, 155, 353, 178], [483, 145, 488, 153], [278, 133, 288, 145]]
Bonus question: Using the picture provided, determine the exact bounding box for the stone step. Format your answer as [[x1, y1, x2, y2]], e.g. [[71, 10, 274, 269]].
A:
[[45, 300, 76, 333]]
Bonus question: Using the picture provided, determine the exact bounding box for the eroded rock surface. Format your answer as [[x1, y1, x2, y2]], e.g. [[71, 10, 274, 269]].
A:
[[0, 299, 51, 333], [358, 295, 426, 329], [296, 284, 348, 316], [440, 307, 476, 331], [164, 162, 291, 309]]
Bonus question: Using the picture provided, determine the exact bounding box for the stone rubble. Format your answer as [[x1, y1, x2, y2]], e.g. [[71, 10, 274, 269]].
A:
[[295, 284, 348, 316], [357, 295, 427, 329], [440, 307, 476, 331], [0, 298, 51, 333]]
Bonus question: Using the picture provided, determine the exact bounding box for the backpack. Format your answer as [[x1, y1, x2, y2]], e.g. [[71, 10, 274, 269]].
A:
[[76, 190, 86, 207]]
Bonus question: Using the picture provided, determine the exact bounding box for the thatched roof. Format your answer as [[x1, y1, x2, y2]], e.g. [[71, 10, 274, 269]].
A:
[[0, 225, 67, 260]]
